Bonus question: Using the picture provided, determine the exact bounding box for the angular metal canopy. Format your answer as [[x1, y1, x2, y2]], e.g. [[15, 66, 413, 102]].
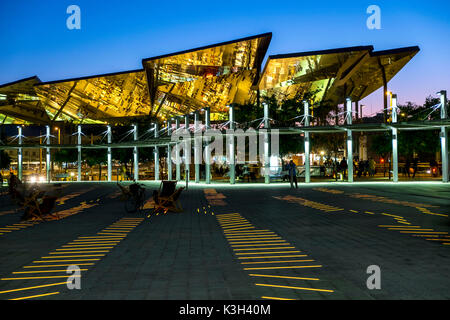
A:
[[258, 46, 420, 106], [142, 32, 272, 120], [0, 34, 419, 125]]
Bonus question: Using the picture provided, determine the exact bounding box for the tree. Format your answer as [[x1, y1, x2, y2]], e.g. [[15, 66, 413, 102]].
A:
[[0, 150, 11, 170], [53, 149, 78, 172], [82, 148, 107, 180]]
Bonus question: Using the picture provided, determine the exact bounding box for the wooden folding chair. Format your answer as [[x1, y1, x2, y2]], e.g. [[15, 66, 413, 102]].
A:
[[117, 183, 132, 201], [153, 181, 184, 213], [21, 189, 59, 221]]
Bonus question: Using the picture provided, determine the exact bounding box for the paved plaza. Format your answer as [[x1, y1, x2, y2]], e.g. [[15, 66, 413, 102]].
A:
[[0, 182, 449, 300]]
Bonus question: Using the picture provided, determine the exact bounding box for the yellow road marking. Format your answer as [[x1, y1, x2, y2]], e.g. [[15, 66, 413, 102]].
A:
[[236, 251, 301, 255], [23, 264, 94, 268], [243, 265, 322, 270], [234, 247, 296, 251], [238, 255, 307, 259], [241, 259, 314, 264], [13, 269, 88, 274], [9, 291, 60, 300], [249, 274, 319, 281], [255, 283, 334, 293], [0, 282, 67, 294], [261, 296, 296, 300]]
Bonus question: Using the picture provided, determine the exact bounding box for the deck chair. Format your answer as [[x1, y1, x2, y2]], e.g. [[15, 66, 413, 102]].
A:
[[21, 189, 59, 221], [153, 181, 184, 213], [117, 183, 132, 201]]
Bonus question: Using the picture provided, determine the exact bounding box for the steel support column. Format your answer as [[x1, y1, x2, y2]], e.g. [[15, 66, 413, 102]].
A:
[[205, 107, 211, 184], [229, 105, 235, 184], [392, 94, 399, 182], [107, 125, 112, 182], [184, 114, 190, 183], [167, 120, 172, 181], [303, 101, 310, 183], [154, 123, 159, 181], [133, 124, 139, 181], [346, 98, 353, 182], [46, 125, 51, 183], [263, 102, 270, 184], [440, 90, 448, 182], [194, 110, 200, 183], [17, 126, 22, 180], [175, 117, 181, 181]]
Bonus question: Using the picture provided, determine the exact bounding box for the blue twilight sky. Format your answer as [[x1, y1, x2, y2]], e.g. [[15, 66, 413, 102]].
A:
[[1, 0, 449, 115]]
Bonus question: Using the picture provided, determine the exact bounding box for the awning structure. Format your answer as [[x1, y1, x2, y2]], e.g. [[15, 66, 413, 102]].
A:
[[258, 46, 420, 106], [142, 32, 272, 121], [0, 33, 419, 125], [34, 69, 151, 124]]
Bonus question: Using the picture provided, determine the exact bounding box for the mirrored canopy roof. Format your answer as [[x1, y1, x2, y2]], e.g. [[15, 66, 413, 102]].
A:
[[0, 33, 419, 125], [259, 46, 420, 105]]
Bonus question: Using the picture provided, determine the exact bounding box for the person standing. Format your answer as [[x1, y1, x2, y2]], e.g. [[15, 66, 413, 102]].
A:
[[288, 160, 298, 189], [412, 158, 418, 178], [405, 158, 411, 178], [340, 157, 347, 180]]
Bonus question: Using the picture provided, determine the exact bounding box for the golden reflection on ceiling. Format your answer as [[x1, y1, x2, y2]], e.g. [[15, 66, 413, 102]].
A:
[[259, 46, 419, 106], [143, 33, 271, 120], [34, 70, 151, 124]]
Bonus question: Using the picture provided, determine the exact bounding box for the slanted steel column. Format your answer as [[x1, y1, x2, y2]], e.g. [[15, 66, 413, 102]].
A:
[[184, 114, 190, 183], [391, 94, 399, 182], [346, 97, 353, 182], [440, 90, 448, 182], [107, 125, 112, 182], [303, 100, 310, 183], [175, 117, 181, 181], [205, 107, 211, 184], [229, 105, 235, 184], [167, 120, 173, 181], [133, 124, 139, 181], [46, 125, 51, 183], [77, 125, 82, 181], [17, 126, 22, 180], [194, 110, 200, 183], [263, 102, 270, 184], [154, 123, 159, 181]]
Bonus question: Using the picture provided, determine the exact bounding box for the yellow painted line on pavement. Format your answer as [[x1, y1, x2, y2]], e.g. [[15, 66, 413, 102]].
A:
[[236, 251, 301, 255], [243, 265, 322, 271], [13, 269, 88, 274], [261, 296, 296, 300], [230, 240, 287, 244], [227, 237, 282, 241], [2, 275, 80, 280], [0, 282, 68, 294], [249, 274, 319, 281], [378, 225, 421, 228], [33, 259, 100, 263], [50, 251, 110, 254], [255, 283, 334, 293], [238, 255, 307, 259], [9, 291, 60, 300], [41, 255, 105, 258], [241, 259, 314, 265], [24, 264, 94, 268], [400, 231, 447, 234], [234, 247, 296, 251]]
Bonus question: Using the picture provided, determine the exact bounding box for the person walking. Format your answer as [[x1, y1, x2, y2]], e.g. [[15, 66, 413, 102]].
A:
[[412, 158, 418, 178], [404, 158, 411, 178], [288, 160, 298, 189], [369, 158, 376, 177], [340, 157, 347, 180]]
